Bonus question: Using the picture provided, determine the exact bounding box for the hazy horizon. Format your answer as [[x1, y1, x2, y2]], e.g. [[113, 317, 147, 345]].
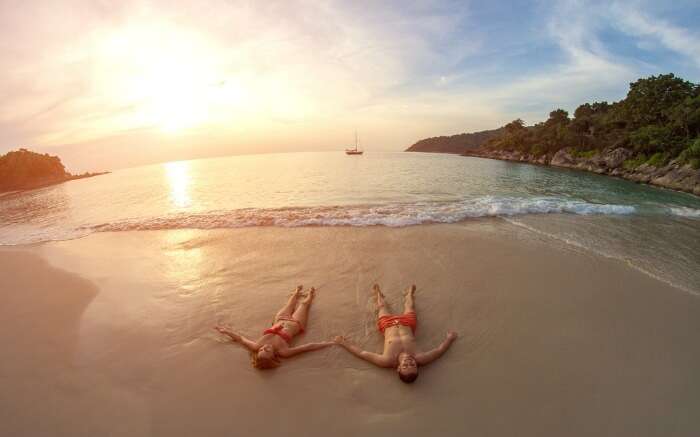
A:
[[2, 0, 700, 172]]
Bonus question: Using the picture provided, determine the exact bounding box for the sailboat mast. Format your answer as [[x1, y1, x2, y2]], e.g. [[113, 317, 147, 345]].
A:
[[345, 129, 363, 155]]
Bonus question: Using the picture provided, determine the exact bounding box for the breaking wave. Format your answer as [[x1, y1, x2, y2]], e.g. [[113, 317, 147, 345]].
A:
[[669, 207, 700, 218], [88, 197, 636, 232]]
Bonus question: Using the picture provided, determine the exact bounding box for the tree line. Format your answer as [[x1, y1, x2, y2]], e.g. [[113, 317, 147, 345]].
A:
[[0, 148, 69, 192], [484, 73, 700, 169]]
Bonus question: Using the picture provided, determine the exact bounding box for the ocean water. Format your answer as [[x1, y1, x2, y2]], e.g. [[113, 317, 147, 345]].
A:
[[1, 151, 699, 293]]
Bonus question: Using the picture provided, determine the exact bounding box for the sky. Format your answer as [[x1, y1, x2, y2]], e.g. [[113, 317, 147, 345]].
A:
[[1, 0, 699, 171]]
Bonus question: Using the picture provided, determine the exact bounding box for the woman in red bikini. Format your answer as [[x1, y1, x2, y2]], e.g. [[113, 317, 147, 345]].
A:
[[334, 284, 458, 383], [215, 285, 333, 369]]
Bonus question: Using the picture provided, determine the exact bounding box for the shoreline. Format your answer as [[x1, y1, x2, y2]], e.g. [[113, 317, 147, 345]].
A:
[[2, 224, 700, 436], [6, 219, 694, 291], [459, 148, 700, 197], [1, 214, 698, 296], [499, 216, 698, 298], [0, 171, 110, 195]]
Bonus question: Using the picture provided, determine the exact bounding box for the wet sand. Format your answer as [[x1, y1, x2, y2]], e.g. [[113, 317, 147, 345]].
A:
[[1, 221, 699, 436]]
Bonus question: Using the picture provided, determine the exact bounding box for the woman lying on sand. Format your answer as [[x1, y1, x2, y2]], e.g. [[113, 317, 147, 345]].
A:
[[215, 285, 333, 369]]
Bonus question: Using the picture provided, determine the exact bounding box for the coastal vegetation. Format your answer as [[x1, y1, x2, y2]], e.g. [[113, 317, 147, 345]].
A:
[[405, 127, 504, 153], [0, 148, 107, 193], [407, 74, 700, 195], [483, 74, 700, 170]]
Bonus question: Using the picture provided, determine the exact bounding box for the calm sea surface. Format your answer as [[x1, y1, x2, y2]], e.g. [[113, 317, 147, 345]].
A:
[[1, 152, 699, 293]]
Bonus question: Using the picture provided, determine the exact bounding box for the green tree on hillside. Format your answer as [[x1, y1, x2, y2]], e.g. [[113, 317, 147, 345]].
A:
[[623, 74, 696, 129], [484, 73, 700, 166]]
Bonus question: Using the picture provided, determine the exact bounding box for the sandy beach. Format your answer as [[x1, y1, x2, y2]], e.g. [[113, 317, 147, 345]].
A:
[[1, 221, 699, 436], [4, 2, 700, 436]]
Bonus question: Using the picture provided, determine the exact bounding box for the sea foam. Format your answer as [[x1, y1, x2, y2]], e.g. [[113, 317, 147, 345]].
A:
[[669, 207, 700, 218], [88, 197, 636, 232]]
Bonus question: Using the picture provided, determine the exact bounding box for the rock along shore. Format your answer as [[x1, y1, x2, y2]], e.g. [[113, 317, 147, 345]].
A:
[[463, 147, 700, 196]]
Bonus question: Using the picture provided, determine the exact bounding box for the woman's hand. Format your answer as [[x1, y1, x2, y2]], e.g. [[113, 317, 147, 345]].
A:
[[333, 335, 348, 346], [214, 325, 229, 334], [214, 325, 240, 342], [446, 331, 458, 341]]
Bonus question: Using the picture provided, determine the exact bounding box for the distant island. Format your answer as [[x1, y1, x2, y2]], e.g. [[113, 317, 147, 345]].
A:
[[406, 74, 700, 196], [0, 148, 108, 193]]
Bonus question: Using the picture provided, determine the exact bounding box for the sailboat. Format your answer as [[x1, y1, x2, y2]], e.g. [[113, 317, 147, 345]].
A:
[[345, 131, 364, 155]]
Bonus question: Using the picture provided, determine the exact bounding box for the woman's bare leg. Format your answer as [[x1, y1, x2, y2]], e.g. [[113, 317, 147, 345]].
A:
[[403, 284, 416, 314], [291, 287, 315, 329], [275, 285, 303, 320], [374, 284, 390, 318]]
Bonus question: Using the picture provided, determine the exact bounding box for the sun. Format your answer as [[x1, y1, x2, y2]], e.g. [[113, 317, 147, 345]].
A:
[[96, 22, 225, 134], [89, 20, 315, 139], [134, 57, 210, 133]]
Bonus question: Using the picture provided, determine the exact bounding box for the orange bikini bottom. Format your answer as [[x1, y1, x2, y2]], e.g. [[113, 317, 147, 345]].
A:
[[263, 317, 304, 344], [377, 311, 417, 334]]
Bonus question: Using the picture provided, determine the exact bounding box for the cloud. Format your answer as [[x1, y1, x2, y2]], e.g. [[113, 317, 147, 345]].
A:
[[1, 0, 484, 152], [609, 3, 700, 68], [492, 0, 635, 113], [387, 0, 638, 127], [1, 0, 698, 167], [434, 0, 699, 124]]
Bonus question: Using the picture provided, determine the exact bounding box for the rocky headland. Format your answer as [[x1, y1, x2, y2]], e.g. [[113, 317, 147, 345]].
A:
[[0, 148, 108, 193], [405, 127, 505, 154], [464, 147, 700, 196], [408, 74, 700, 197]]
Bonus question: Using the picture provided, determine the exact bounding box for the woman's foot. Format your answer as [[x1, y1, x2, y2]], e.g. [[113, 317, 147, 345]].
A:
[[300, 287, 316, 304], [291, 285, 304, 297]]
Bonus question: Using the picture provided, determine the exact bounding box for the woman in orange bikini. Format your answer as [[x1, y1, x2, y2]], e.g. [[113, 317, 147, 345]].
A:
[[215, 285, 333, 369]]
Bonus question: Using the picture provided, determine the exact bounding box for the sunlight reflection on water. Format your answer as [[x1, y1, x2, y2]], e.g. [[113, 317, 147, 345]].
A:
[[1, 152, 699, 293], [162, 229, 204, 293], [165, 161, 192, 208]]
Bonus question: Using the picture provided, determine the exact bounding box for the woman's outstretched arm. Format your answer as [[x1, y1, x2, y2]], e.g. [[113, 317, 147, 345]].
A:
[[277, 341, 334, 358], [215, 326, 260, 352]]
